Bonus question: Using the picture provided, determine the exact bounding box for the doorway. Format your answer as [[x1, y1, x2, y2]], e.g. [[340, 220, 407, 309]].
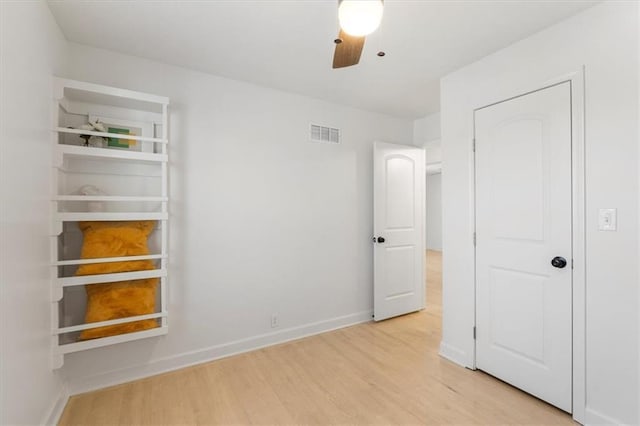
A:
[[424, 140, 443, 310], [474, 82, 573, 412]]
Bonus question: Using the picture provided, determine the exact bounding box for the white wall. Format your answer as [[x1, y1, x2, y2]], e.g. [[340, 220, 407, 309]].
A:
[[423, 140, 442, 166], [58, 43, 414, 391], [425, 173, 442, 251], [0, 2, 69, 425], [413, 112, 441, 147], [440, 2, 638, 424]]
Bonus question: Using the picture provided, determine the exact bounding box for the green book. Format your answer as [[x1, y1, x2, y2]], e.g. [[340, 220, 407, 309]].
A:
[[108, 127, 133, 149]]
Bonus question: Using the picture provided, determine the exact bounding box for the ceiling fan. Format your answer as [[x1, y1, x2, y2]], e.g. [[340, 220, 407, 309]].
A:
[[332, 0, 384, 69]]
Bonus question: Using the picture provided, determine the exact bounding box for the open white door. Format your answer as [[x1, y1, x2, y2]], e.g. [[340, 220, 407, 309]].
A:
[[373, 141, 425, 321], [475, 82, 572, 412]]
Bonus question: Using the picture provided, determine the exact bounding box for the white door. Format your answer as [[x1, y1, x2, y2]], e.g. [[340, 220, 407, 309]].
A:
[[475, 82, 572, 412], [373, 141, 424, 321]]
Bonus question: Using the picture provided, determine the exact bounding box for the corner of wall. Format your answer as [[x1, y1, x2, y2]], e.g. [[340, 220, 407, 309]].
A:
[[413, 111, 442, 147], [438, 341, 469, 368], [0, 1, 71, 425], [42, 382, 70, 426]]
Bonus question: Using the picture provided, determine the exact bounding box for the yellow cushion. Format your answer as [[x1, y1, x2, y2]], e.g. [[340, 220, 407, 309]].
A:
[[75, 221, 159, 340]]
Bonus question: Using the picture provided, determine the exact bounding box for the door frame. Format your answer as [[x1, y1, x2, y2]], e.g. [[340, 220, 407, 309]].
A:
[[470, 69, 586, 424]]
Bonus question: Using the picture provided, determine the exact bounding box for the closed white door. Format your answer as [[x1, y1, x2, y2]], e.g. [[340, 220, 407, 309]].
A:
[[373, 141, 424, 321], [475, 82, 572, 412]]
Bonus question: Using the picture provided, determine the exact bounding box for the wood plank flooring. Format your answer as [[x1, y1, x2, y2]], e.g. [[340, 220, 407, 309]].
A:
[[59, 251, 571, 425]]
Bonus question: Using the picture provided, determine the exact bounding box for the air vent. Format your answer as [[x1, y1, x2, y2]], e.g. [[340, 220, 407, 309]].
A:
[[310, 124, 340, 144]]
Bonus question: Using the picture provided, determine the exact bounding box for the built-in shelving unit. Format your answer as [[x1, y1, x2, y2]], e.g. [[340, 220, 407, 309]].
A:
[[51, 78, 170, 368]]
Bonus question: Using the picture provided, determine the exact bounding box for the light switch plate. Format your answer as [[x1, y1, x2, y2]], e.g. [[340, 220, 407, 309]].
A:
[[598, 208, 617, 231]]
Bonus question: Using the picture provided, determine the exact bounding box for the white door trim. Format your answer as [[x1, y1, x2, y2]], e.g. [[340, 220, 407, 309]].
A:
[[470, 69, 586, 424]]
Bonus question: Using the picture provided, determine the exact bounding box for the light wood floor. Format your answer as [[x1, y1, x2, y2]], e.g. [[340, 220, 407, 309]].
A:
[[60, 251, 571, 425]]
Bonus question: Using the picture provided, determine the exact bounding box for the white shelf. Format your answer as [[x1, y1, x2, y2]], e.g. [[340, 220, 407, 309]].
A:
[[56, 144, 167, 163], [55, 78, 169, 106], [55, 127, 167, 144], [54, 195, 167, 202], [55, 312, 167, 335], [56, 212, 167, 222], [54, 255, 165, 266], [58, 269, 167, 288], [57, 326, 168, 355]]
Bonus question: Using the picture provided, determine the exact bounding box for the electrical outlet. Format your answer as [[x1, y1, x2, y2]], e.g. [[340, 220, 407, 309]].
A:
[[271, 313, 279, 328]]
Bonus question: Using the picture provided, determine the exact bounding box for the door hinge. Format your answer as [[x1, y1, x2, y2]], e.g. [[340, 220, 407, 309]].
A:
[[472, 138, 476, 152], [473, 326, 476, 340], [473, 232, 476, 246]]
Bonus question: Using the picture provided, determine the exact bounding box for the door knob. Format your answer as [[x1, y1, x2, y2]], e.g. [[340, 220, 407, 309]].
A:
[[551, 256, 567, 269], [377, 236, 385, 243]]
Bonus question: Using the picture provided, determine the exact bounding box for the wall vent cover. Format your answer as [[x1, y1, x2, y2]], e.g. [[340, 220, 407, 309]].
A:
[[310, 124, 340, 144]]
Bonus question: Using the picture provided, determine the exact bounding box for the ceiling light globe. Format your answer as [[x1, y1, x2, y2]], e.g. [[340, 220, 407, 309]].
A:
[[338, 0, 384, 37]]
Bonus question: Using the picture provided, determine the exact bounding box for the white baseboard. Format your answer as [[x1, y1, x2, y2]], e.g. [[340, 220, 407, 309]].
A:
[[68, 310, 372, 396], [438, 341, 469, 367], [585, 407, 624, 425], [42, 382, 69, 426]]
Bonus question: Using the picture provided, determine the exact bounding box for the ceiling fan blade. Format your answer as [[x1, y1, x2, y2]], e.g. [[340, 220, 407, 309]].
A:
[[332, 29, 365, 69]]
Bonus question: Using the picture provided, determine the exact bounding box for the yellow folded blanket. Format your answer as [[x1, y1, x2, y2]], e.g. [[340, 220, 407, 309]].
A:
[[75, 220, 159, 340]]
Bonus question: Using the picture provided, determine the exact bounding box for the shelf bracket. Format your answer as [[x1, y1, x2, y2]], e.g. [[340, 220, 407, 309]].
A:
[[51, 283, 63, 303], [51, 266, 63, 302], [51, 219, 62, 237], [51, 348, 63, 370], [52, 147, 64, 168]]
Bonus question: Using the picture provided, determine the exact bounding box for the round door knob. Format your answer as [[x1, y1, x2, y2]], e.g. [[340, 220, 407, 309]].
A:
[[551, 256, 567, 269], [377, 236, 385, 243]]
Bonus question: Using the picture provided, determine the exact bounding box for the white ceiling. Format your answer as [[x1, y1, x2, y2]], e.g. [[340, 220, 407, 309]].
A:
[[47, 0, 597, 118]]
